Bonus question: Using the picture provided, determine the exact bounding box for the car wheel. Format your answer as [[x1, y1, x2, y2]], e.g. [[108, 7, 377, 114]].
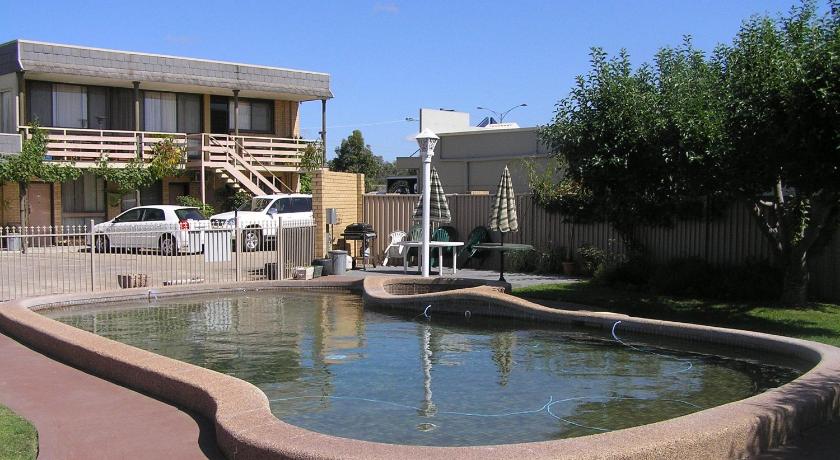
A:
[[159, 235, 178, 256], [93, 235, 110, 253], [242, 228, 262, 252]]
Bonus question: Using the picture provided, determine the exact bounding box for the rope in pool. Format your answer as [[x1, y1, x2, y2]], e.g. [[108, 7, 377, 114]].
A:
[[268, 394, 702, 433]]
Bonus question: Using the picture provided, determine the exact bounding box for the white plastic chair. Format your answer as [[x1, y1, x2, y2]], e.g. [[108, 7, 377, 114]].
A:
[[382, 230, 407, 266]]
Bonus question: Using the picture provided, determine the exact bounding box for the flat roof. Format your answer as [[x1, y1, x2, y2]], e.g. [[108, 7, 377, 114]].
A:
[[0, 39, 332, 101]]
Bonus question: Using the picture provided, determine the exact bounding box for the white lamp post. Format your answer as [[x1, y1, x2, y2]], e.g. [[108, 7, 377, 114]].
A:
[[415, 128, 439, 277]]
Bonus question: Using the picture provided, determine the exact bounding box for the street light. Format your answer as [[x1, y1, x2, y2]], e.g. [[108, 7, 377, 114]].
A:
[[476, 103, 527, 123], [415, 128, 439, 278]]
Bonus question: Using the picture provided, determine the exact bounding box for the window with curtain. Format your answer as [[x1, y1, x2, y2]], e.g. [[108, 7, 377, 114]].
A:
[[53, 84, 88, 128], [144, 91, 177, 132], [109, 87, 135, 131], [87, 86, 110, 130], [0, 91, 14, 133], [27, 81, 53, 126], [229, 99, 272, 133], [176, 93, 201, 133]]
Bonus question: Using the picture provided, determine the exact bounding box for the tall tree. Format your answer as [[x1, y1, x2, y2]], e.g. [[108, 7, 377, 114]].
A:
[[539, 41, 722, 248], [330, 130, 382, 191], [539, 1, 840, 303], [719, 1, 840, 303], [0, 124, 80, 230]]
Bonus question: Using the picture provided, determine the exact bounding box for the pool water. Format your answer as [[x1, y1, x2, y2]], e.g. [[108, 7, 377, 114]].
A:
[[46, 291, 805, 446]]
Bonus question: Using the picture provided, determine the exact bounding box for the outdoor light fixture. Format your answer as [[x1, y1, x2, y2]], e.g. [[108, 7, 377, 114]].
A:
[[476, 103, 528, 123], [415, 128, 439, 278]]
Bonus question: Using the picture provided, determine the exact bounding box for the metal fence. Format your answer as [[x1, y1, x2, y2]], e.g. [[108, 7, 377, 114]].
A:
[[364, 193, 840, 301], [0, 220, 315, 302]]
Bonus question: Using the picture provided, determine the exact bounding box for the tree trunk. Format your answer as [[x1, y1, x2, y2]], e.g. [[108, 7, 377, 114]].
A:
[[780, 249, 809, 305], [18, 181, 28, 254]]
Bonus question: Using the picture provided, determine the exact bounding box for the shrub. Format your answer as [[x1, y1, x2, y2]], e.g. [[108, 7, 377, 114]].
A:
[[649, 257, 782, 301], [595, 249, 653, 287], [176, 195, 215, 218], [577, 244, 605, 276], [649, 257, 714, 297]]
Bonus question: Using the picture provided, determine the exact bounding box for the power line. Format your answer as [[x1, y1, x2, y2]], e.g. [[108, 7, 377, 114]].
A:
[[302, 117, 417, 130]]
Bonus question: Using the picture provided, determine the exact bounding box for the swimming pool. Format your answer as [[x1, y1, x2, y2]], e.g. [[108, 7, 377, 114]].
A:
[[46, 290, 804, 447]]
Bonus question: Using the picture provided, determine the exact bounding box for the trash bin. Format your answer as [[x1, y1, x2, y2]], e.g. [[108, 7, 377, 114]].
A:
[[204, 229, 232, 262], [314, 258, 333, 276], [5, 233, 21, 251], [329, 250, 348, 276]]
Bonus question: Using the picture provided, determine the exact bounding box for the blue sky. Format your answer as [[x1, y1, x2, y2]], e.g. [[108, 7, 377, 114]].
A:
[[1, 0, 801, 161]]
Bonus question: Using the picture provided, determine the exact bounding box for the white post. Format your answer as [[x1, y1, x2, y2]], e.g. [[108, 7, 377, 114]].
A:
[[415, 129, 438, 278], [421, 151, 431, 277]]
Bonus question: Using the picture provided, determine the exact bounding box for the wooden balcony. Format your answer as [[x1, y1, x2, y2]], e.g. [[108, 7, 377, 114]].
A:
[[18, 127, 313, 172]]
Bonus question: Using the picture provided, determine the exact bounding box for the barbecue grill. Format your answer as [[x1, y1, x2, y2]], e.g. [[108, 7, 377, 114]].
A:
[[341, 223, 377, 270]]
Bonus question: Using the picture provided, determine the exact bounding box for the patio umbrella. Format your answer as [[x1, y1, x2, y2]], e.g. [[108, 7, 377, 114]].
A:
[[413, 166, 451, 223], [489, 165, 518, 242]]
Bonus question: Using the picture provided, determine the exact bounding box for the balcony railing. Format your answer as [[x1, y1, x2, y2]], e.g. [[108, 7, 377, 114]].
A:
[[19, 126, 187, 167], [18, 127, 313, 171]]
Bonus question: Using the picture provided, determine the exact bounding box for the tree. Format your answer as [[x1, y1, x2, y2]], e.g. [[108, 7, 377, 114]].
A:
[[539, 41, 722, 249], [539, 1, 840, 303], [0, 124, 80, 232], [298, 142, 324, 193], [329, 130, 382, 191], [93, 136, 185, 206], [718, 1, 840, 303]]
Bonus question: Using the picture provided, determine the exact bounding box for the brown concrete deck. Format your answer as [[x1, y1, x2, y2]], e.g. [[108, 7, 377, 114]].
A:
[[0, 332, 223, 459]]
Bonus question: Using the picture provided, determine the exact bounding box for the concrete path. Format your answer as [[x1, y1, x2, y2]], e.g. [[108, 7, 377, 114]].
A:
[[342, 265, 579, 289], [0, 332, 223, 460]]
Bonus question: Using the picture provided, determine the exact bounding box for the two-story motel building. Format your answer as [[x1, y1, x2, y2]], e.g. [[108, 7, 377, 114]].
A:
[[0, 39, 332, 228]]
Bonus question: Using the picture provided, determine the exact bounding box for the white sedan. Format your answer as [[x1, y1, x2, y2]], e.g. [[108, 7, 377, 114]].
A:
[[91, 205, 211, 256]]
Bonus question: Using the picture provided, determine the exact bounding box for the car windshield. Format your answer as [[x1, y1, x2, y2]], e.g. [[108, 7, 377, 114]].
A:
[[238, 198, 273, 212], [175, 208, 206, 220]]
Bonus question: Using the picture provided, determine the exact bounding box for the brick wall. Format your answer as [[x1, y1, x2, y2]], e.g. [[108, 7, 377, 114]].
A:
[[312, 169, 365, 258], [0, 182, 20, 226], [0, 181, 61, 227]]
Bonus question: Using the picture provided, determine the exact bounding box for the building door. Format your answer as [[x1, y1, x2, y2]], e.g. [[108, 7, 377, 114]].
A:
[[28, 183, 54, 246], [168, 182, 189, 205], [210, 96, 229, 134], [29, 183, 53, 227]]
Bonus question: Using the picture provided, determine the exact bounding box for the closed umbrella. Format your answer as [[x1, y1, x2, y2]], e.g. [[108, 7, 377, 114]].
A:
[[483, 165, 526, 282], [413, 166, 451, 223], [489, 165, 518, 240]]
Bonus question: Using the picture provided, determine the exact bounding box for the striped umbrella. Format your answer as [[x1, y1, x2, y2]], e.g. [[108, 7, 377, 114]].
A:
[[413, 166, 451, 223], [489, 165, 518, 236]]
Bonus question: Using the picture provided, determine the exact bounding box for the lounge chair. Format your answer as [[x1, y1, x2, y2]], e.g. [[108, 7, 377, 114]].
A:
[[382, 230, 407, 266]]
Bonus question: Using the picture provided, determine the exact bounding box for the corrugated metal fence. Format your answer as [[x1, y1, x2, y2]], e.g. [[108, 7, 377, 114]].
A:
[[364, 194, 840, 301]]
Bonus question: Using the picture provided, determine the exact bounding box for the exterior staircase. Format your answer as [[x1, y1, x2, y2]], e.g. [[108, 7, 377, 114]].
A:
[[203, 136, 291, 196]]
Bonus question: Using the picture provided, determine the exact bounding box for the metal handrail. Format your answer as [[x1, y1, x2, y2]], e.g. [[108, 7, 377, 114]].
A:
[[205, 135, 279, 194], [233, 137, 295, 194]]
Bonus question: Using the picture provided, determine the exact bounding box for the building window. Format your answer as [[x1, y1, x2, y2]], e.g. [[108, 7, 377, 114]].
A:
[[176, 93, 201, 133], [61, 172, 106, 227], [27, 81, 53, 126], [143, 91, 177, 132], [52, 84, 88, 129], [0, 90, 14, 133], [229, 99, 272, 133]]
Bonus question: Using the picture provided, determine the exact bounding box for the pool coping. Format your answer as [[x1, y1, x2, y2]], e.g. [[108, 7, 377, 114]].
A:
[[0, 276, 837, 459]]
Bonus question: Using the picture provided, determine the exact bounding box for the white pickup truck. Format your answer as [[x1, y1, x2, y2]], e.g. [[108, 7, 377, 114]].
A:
[[209, 194, 314, 251]]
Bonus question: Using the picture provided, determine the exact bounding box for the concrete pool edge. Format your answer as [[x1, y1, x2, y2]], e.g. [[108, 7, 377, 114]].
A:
[[0, 277, 836, 459]]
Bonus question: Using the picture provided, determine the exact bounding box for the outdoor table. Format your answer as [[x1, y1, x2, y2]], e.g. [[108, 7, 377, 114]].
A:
[[397, 241, 465, 276], [473, 243, 534, 282]]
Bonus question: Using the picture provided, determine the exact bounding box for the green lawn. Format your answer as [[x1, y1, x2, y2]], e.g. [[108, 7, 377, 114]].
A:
[[0, 405, 37, 460], [514, 281, 840, 347]]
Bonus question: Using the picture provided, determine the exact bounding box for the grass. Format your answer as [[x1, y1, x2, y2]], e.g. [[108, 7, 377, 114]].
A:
[[514, 281, 840, 347], [0, 405, 37, 460]]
